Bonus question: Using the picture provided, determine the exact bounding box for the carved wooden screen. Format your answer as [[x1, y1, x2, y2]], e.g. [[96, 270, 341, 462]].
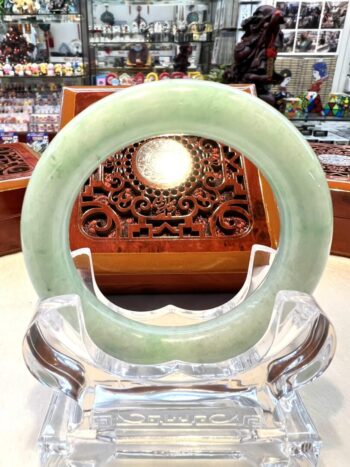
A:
[[64, 86, 278, 293], [311, 142, 350, 184], [0, 143, 39, 255], [310, 142, 350, 257], [77, 136, 269, 247], [0, 143, 38, 185]]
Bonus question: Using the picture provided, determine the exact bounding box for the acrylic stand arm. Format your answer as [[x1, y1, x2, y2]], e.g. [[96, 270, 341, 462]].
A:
[[23, 246, 336, 401]]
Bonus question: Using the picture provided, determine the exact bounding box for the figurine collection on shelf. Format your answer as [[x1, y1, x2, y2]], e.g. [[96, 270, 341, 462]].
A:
[[89, 20, 213, 45], [95, 70, 204, 87], [0, 60, 84, 76], [91, 3, 213, 45], [1, 0, 79, 15]]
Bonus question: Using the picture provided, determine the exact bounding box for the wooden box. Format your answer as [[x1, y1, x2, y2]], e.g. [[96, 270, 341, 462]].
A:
[[61, 85, 279, 294], [311, 143, 350, 257], [0, 144, 39, 256]]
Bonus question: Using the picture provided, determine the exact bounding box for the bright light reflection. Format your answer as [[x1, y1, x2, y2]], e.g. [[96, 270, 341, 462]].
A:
[[136, 138, 193, 188]]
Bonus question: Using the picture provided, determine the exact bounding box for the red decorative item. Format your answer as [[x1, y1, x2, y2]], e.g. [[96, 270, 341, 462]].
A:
[[159, 72, 170, 80], [266, 47, 277, 58], [0, 25, 32, 65], [133, 72, 145, 84], [106, 73, 118, 85], [171, 72, 186, 79]]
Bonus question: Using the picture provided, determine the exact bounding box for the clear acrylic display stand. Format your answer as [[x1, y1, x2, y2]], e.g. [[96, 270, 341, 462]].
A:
[[23, 246, 336, 466]]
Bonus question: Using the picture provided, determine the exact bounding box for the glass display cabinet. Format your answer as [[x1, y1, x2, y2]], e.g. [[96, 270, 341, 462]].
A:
[[0, 0, 90, 143], [87, 0, 216, 84]]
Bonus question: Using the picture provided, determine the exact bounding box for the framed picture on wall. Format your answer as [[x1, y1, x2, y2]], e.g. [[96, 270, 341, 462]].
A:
[[317, 29, 341, 52], [276, 2, 300, 28], [295, 30, 318, 53], [298, 2, 323, 29], [322, 2, 348, 28], [275, 0, 346, 55], [281, 30, 296, 52]]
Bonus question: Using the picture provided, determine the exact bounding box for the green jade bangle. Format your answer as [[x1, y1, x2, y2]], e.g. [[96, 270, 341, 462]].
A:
[[21, 81, 333, 364]]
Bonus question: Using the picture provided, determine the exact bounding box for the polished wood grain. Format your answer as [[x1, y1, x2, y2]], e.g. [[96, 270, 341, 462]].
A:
[[311, 143, 350, 257], [63, 85, 279, 293], [0, 144, 39, 256]]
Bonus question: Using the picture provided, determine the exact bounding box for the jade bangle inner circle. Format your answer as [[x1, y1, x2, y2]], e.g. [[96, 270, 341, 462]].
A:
[[21, 80, 332, 364]]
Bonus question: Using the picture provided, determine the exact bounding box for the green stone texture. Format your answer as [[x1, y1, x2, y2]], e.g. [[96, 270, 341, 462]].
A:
[[21, 80, 333, 364]]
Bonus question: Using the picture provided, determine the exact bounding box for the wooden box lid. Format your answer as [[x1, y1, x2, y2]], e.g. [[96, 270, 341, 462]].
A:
[[0, 143, 39, 192], [0, 143, 39, 256], [61, 85, 279, 293]]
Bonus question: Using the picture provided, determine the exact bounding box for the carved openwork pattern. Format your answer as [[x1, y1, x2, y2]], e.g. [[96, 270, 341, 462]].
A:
[[79, 136, 253, 240], [0, 146, 32, 180], [311, 142, 350, 181]]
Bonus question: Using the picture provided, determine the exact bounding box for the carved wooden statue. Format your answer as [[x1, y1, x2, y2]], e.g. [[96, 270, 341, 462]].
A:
[[174, 44, 192, 73], [223, 5, 285, 106]]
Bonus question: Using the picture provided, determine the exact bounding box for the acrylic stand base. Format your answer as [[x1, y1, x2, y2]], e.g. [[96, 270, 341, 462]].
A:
[[40, 387, 320, 466], [23, 247, 335, 467]]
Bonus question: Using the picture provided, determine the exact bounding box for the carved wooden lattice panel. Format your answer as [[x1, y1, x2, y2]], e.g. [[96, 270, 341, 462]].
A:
[[79, 136, 254, 242], [0, 145, 32, 181], [311, 142, 350, 182]]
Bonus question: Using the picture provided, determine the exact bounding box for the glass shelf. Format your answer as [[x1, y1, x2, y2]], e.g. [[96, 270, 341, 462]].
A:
[[91, 0, 211, 5], [1, 14, 81, 21], [290, 116, 350, 122], [0, 75, 85, 80], [90, 40, 213, 45], [94, 66, 170, 72]]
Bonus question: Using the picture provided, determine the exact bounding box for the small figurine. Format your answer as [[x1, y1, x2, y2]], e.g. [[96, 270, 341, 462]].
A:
[[188, 22, 200, 41], [39, 62, 48, 76], [73, 61, 83, 76], [64, 62, 73, 76], [119, 72, 133, 85], [274, 68, 292, 111], [54, 63, 63, 76], [310, 61, 328, 93], [31, 62, 39, 77], [14, 63, 24, 76], [131, 21, 139, 34], [3, 63, 13, 76], [47, 63, 55, 76], [11, 0, 40, 14], [223, 5, 285, 106], [24, 63, 32, 76], [127, 43, 150, 66], [307, 61, 328, 114], [174, 44, 192, 73]]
